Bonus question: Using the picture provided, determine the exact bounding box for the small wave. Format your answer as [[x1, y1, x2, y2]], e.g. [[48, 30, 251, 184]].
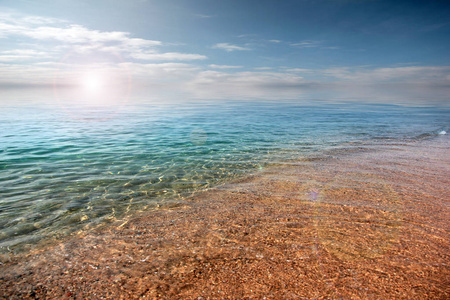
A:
[[414, 129, 447, 140], [415, 133, 434, 140]]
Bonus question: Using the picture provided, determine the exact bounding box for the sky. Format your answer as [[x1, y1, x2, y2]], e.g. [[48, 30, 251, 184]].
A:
[[1, 0, 449, 105]]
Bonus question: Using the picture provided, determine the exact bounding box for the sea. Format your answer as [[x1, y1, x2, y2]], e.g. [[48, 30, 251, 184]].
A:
[[0, 95, 449, 252]]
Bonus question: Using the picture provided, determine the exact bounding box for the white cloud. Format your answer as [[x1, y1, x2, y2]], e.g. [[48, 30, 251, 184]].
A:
[[212, 43, 251, 52], [290, 40, 322, 48], [1, 21, 161, 48], [323, 66, 450, 83], [130, 52, 207, 61], [29, 25, 125, 43], [0, 11, 205, 62], [0, 49, 52, 61], [191, 70, 304, 86], [0, 11, 65, 26], [319, 66, 450, 105], [237, 34, 258, 38], [254, 67, 273, 70], [186, 70, 314, 99], [0, 11, 448, 105], [184, 66, 450, 103], [0, 12, 159, 46], [122, 62, 200, 79], [290, 40, 339, 50], [285, 68, 314, 73], [195, 14, 214, 18], [2, 60, 449, 105], [209, 64, 243, 69], [0, 63, 58, 85]]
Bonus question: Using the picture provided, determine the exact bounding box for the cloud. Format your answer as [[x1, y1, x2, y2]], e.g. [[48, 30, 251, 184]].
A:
[[323, 66, 450, 83], [290, 40, 339, 50], [0, 49, 52, 62], [0, 12, 159, 46], [0, 63, 59, 85], [194, 14, 214, 18], [2, 59, 449, 105], [0, 12, 447, 105], [290, 40, 322, 48], [122, 62, 200, 79], [237, 34, 258, 38], [212, 43, 251, 52], [320, 66, 450, 105], [0, 11, 65, 26], [130, 52, 207, 61], [0, 11, 205, 62], [184, 66, 450, 104], [186, 70, 318, 99], [29, 25, 128, 44], [209, 64, 243, 69], [284, 68, 315, 73]]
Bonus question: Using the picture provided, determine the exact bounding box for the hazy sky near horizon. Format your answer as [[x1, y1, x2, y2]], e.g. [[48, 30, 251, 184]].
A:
[[1, 0, 449, 104]]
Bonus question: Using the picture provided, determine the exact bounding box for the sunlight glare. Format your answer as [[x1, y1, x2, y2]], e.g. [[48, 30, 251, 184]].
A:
[[81, 72, 104, 93]]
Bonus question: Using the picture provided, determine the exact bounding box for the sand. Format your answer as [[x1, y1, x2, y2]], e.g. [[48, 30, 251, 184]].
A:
[[1, 138, 449, 299]]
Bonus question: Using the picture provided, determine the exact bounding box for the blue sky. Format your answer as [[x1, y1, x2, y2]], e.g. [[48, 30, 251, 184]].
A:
[[1, 0, 449, 104]]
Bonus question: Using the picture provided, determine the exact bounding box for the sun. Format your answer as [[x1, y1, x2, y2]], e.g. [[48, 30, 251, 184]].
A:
[[81, 72, 104, 93], [54, 53, 131, 111]]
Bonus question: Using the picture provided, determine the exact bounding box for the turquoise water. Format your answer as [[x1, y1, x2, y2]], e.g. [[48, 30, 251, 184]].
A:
[[0, 98, 448, 251]]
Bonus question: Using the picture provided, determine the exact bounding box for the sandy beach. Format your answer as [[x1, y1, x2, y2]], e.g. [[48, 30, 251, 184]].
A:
[[1, 137, 449, 299]]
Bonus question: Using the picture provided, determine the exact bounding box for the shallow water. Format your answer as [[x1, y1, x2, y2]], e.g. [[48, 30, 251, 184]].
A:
[[0, 97, 449, 251], [2, 135, 448, 298]]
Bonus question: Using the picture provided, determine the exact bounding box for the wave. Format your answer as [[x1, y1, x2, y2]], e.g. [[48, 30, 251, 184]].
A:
[[414, 129, 447, 140]]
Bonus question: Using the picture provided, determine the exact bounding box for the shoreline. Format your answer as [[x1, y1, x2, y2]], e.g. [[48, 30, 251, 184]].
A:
[[1, 137, 449, 299]]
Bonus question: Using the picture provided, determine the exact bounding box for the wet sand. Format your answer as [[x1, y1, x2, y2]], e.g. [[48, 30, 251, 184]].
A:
[[1, 138, 449, 299]]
